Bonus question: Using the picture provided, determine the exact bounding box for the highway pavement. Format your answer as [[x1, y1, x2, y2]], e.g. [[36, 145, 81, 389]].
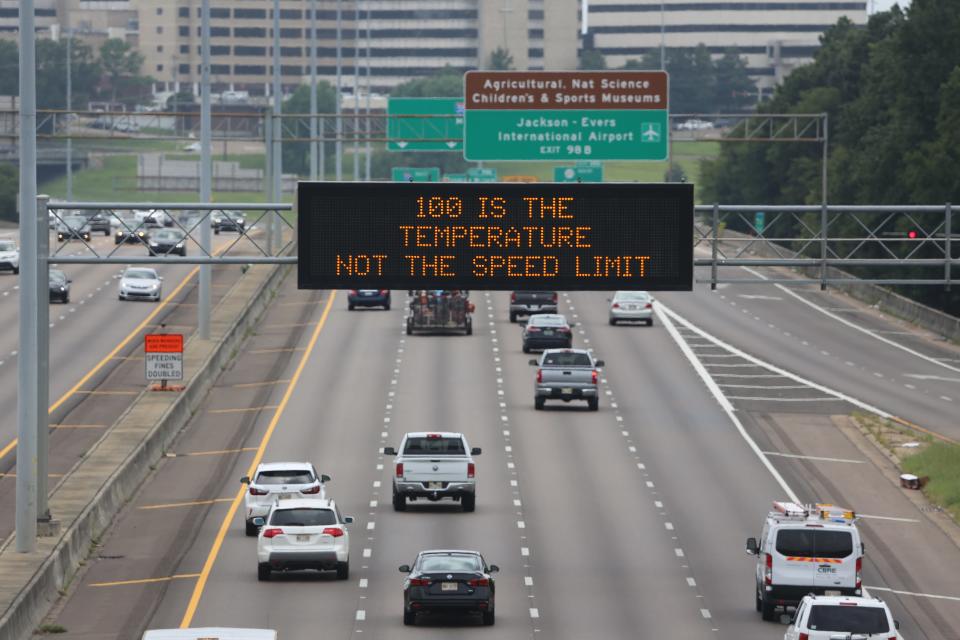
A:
[[40, 280, 960, 639]]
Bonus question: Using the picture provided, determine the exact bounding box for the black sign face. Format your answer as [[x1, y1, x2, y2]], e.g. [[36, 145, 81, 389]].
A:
[[297, 182, 693, 291]]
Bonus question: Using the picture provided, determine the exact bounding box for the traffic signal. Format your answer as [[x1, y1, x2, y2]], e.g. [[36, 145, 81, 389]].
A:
[[907, 229, 918, 239]]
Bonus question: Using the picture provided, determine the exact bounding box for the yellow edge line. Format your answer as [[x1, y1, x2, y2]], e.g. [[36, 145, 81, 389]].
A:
[[177, 447, 258, 457], [139, 498, 234, 510], [91, 573, 201, 588], [890, 416, 958, 445], [179, 290, 337, 628]]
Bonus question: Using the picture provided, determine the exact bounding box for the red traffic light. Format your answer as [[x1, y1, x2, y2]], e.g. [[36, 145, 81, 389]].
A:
[[907, 230, 918, 239]]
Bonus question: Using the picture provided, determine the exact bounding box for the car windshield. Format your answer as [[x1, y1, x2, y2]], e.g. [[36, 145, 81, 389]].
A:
[[62, 217, 86, 229], [776, 529, 853, 559], [614, 292, 650, 302], [542, 351, 592, 367], [124, 269, 158, 281], [269, 508, 336, 527], [49, 270, 66, 283], [402, 437, 466, 455], [529, 315, 567, 327], [0, 240, 15, 251], [255, 470, 315, 485], [419, 554, 482, 573], [154, 231, 183, 241], [806, 605, 889, 633]]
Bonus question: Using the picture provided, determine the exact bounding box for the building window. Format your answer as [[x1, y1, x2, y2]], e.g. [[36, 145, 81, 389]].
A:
[[156, 26, 163, 34], [280, 28, 302, 38], [211, 64, 230, 75], [282, 65, 303, 76], [178, 7, 189, 18], [156, 7, 163, 15], [211, 45, 230, 55], [180, 45, 189, 54], [235, 8, 266, 19], [178, 63, 190, 75], [179, 26, 189, 36], [235, 27, 267, 38], [234, 65, 267, 75], [235, 46, 267, 56], [157, 45, 164, 52], [280, 9, 302, 19], [281, 47, 302, 57], [209, 26, 230, 37], [157, 64, 164, 72]]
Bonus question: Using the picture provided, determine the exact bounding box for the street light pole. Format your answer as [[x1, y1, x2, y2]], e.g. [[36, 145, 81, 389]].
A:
[[309, 0, 318, 181], [198, 0, 212, 340], [353, 2, 360, 181], [65, 30, 73, 201], [364, 0, 371, 181], [660, 0, 666, 71], [271, 0, 283, 248], [335, 0, 343, 181]]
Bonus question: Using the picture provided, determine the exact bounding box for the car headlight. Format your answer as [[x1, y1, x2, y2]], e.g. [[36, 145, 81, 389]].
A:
[[149, 242, 158, 247], [175, 243, 183, 248], [59, 286, 66, 292]]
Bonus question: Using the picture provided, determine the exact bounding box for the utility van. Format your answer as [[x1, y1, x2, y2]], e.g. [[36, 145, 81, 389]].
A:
[[746, 501, 864, 621]]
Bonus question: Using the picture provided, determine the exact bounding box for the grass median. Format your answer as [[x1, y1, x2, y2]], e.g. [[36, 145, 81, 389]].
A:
[[902, 441, 960, 522]]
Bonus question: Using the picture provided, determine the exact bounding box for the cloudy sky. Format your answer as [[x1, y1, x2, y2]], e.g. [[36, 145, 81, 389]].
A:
[[870, 0, 911, 13]]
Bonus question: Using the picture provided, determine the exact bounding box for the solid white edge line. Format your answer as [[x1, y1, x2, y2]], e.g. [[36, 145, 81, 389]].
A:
[[658, 303, 897, 423], [655, 304, 800, 502], [741, 266, 960, 375], [865, 585, 960, 602]]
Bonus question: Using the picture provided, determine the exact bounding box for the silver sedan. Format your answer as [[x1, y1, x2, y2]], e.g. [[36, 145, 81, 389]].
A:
[[609, 291, 654, 326]]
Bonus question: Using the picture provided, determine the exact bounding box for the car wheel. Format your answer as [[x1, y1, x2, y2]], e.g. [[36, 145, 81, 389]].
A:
[[257, 563, 271, 581], [104, 230, 110, 237], [482, 609, 495, 626], [522, 344, 530, 353], [118, 294, 124, 301], [509, 312, 517, 323], [115, 238, 121, 245], [406, 319, 413, 335], [348, 303, 355, 311], [392, 492, 407, 512], [384, 302, 391, 311], [462, 494, 476, 512], [336, 561, 350, 580], [534, 397, 545, 410], [588, 397, 599, 411], [63, 295, 70, 304], [403, 611, 416, 626], [647, 318, 654, 327], [609, 318, 616, 326], [214, 227, 220, 235], [755, 585, 762, 612], [245, 520, 259, 537], [465, 319, 472, 335], [760, 594, 777, 621]]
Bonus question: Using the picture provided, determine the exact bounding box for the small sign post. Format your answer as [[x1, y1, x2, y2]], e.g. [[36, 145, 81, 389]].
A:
[[145, 333, 184, 390]]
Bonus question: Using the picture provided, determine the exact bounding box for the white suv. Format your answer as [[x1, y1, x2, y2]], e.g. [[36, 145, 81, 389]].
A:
[[241, 462, 328, 536], [785, 595, 900, 639], [254, 498, 353, 581], [0, 239, 20, 274]]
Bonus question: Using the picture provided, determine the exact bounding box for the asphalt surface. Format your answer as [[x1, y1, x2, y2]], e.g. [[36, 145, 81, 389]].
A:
[[40, 278, 960, 639]]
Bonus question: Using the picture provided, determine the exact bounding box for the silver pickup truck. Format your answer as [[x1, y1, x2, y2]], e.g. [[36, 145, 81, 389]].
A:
[[530, 348, 605, 411], [384, 432, 481, 512]]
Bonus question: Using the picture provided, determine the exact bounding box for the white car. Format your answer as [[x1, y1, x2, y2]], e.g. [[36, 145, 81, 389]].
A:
[[0, 239, 19, 274], [241, 462, 328, 536], [118, 267, 162, 302], [785, 595, 900, 640], [254, 498, 353, 581], [609, 290, 654, 326]]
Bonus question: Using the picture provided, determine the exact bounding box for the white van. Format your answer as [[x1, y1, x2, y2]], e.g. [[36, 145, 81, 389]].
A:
[[142, 629, 276, 640], [746, 501, 864, 621]]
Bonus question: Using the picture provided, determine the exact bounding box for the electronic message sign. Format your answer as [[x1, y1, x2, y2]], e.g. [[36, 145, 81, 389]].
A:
[[298, 182, 692, 291]]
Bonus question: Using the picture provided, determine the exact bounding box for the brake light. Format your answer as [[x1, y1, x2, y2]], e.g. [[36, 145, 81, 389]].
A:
[[396, 462, 404, 478], [551, 292, 558, 303], [349, 289, 358, 295], [510, 292, 517, 302], [409, 578, 430, 586], [467, 463, 475, 479], [612, 302, 620, 309], [799, 634, 808, 640], [322, 527, 344, 538], [764, 553, 773, 585], [536, 369, 543, 383], [249, 486, 268, 496], [262, 528, 283, 539], [592, 370, 598, 384], [855, 557, 862, 589], [379, 289, 388, 296], [527, 326, 541, 332], [427, 433, 441, 439], [300, 485, 321, 494], [645, 303, 652, 309], [468, 578, 489, 587]]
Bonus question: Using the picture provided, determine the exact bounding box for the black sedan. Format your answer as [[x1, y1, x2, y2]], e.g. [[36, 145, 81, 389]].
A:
[[147, 229, 187, 256], [214, 211, 245, 233], [80, 211, 112, 236], [49, 268, 71, 303], [521, 313, 573, 353], [400, 550, 498, 626], [56, 216, 91, 243], [348, 289, 390, 310]]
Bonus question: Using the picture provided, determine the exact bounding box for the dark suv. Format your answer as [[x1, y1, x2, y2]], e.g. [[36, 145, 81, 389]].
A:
[[80, 210, 112, 236]]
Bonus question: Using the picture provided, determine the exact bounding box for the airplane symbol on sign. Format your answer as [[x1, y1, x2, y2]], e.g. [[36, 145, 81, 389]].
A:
[[641, 124, 661, 142]]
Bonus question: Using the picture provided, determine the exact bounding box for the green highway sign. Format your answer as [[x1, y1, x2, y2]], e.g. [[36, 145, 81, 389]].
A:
[[387, 97, 464, 152], [577, 160, 603, 168], [463, 71, 669, 162], [754, 211, 766, 233], [554, 164, 603, 182], [467, 167, 498, 182], [443, 173, 468, 182], [391, 167, 441, 182]]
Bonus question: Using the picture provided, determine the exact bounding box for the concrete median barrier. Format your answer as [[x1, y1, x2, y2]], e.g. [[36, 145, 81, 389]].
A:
[[0, 259, 293, 640]]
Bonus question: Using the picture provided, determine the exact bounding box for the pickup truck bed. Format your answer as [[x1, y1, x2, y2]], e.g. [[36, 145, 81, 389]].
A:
[[510, 291, 557, 322], [386, 433, 481, 512], [532, 348, 604, 411]]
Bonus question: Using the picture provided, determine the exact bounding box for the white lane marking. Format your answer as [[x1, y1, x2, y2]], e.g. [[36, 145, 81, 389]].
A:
[[762, 451, 865, 464], [654, 501, 663, 508], [687, 577, 697, 587], [742, 266, 960, 375], [942, 396, 953, 402], [711, 374, 783, 378], [517, 521, 526, 529], [821, 350, 830, 356], [645, 481, 655, 488], [366, 522, 375, 530], [845, 361, 855, 366], [873, 372, 884, 378], [865, 585, 960, 602], [380, 432, 388, 438], [510, 480, 518, 487], [675, 548, 685, 557], [521, 547, 530, 556], [738, 294, 782, 301], [665, 522, 674, 530], [637, 463, 645, 470], [376, 464, 383, 470], [505, 445, 513, 452], [529, 608, 540, 619], [700, 609, 712, 619], [363, 548, 372, 558], [904, 373, 960, 382], [859, 514, 921, 523], [355, 610, 366, 621], [656, 304, 800, 502], [359, 578, 368, 588], [513, 499, 522, 507], [524, 576, 534, 586], [369, 500, 378, 508], [726, 396, 847, 402], [718, 384, 810, 390], [904, 384, 917, 390], [502, 429, 510, 436], [628, 446, 636, 453], [372, 481, 380, 488]]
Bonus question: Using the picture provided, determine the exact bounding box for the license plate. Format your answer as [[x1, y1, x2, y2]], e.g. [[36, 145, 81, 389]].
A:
[[296, 534, 310, 542], [427, 481, 443, 489], [543, 329, 554, 335], [279, 493, 293, 500], [361, 291, 374, 296], [441, 582, 458, 592], [562, 387, 573, 394], [824, 590, 841, 596]]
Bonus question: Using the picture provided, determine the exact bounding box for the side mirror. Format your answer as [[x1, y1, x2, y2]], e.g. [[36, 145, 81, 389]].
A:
[[595, 360, 605, 368], [159, 276, 164, 281], [745, 537, 759, 555], [569, 321, 577, 327], [528, 359, 538, 366], [894, 620, 900, 630], [488, 564, 500, 574], [343, 515, 354, 524], [251, 517, 265, 527], [67, 278, 73, 284], [383, 447, 397, 456], [471, 447, 482, 456], [240, 476, 250, 484], [398, 565, 411, 573], [321, 474, 331, 483]]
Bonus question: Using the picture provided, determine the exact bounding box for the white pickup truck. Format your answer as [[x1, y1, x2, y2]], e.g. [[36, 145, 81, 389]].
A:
[[384, 432, 482, 513]]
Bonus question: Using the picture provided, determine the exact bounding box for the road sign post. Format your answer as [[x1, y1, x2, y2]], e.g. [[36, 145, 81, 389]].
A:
[[387, 97, 464, 152], [145, 333, 184, 390], [464, 71, 668, 162]]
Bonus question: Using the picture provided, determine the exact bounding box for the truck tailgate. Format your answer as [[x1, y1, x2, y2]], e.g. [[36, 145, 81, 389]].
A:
[[402, 457, 469, 482], [540, 367, 594, 385]]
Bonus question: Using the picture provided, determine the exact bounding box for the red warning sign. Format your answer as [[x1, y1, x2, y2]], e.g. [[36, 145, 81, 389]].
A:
[[145, 334, 184, 353]]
